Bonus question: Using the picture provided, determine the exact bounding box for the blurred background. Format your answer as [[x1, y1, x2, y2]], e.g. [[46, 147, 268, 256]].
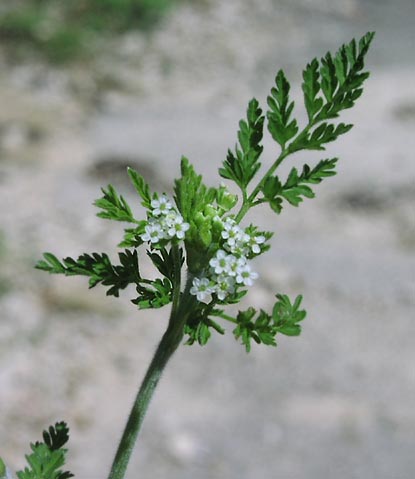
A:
[[0, 0, 414, 478]]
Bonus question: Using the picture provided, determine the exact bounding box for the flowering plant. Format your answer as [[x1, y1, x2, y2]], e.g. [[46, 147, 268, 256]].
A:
[[1, 32, 374, 479]]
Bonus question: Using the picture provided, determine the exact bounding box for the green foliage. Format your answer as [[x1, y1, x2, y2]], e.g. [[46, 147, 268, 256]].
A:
[[233, 294, 306, 352], [42, 423, 71, 452], [0, 0, 177, 63], [261, 158, 338, 213], [94, 185, 137, 223], [36, 246, 179, 309], [35, 33, 374, 348], [267, 70, 299, 149], [31, 34, 374, 478], [0, 458, 7, 477], [132, 246, 184, 308], [36, 250, 141, 297], [174, 157, 221, 271], [147, 246, 184, 282], [127, 167, 152, 209], [288, 32, 375, 153], [118, 223, 147, 248], [224, 32, 374, 216], [302, 59, 323, 122], [219, 98, 265, 190], [184, 304, 225, 346], [174, 157, 217, 225], [16, 422, 73, 479], [133, 278, 173, 309]]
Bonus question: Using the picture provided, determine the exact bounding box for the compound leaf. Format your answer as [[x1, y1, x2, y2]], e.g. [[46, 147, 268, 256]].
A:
[[267, 70, 299, 148], [94, 184, 136, 223], [127, 167, 152, 209], [219, 98, 264, 189]]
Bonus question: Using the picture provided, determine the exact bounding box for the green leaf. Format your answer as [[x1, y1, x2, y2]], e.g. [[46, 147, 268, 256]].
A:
[[184, 306, 226, 346], [299, 157, 338, 184], [267, 70, 298, 148], [36, 250, 141, 298], [320, 52, 337, 102], [262, 176, 282, 201], [281, 184, 315, 206], [127, 166, 152, 209], [0, 458, 6, 477], [94, 184, 136, 223], [219, 98, 264, 189], [147, 246, 184, 282], [232, 294, 306, 351], [233, 307, 275, 352], [302, 58, 324, 122], [35, 253, 66, 274], [290, 122, 353, 152], [174, 157, 216, 224], [272, 294, 306, 336], [285, 32, 374, 155], [315, 32, 375, 123], [16, 422, 73, 479], [117, 221, 147, 248], [42, 422, 70, 451], [133, 278, 173, 309], [261, 158, 338, 214]]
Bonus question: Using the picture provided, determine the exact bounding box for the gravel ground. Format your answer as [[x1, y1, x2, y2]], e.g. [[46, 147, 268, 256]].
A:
[[0, 0, 414, 478]]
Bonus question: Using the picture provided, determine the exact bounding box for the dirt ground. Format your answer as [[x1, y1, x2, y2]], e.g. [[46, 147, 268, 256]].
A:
[[0, 0, 414, 478]]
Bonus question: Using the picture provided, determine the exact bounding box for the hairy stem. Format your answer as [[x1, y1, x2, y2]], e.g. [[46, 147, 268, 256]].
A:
[[108, 248, 192, 479]]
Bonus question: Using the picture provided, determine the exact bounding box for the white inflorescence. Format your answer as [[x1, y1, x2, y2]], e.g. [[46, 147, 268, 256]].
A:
[[140, 196, 265, 303], [141, 194, 190, 244], [190, 217, 264, 303]]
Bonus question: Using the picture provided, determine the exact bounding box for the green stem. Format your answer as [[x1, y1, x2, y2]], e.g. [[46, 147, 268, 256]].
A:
[[107, 247, 192, 479], [213, 311, 237, 324], [234, 121, 316, 224], [235, 149, 289, 223]]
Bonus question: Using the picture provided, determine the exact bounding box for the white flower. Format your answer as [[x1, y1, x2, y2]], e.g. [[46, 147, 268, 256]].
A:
[[151, 195, 173, 216], [227, 255, 247, 277], [167, 215, 190, 240], [209, 250, 231, 275], [140, 222, 164, 244], [221, 223, 242, 246], [214, 275, 235, 300], [190, 277, 213, 303], [221, 217, 252, 254], [235, 263, 258, 286], [248, 234, 266, 254]]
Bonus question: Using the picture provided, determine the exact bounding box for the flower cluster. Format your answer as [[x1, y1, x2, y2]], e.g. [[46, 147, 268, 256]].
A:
[[190, 217, 266, 303], [141, 195, 190, 244]]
